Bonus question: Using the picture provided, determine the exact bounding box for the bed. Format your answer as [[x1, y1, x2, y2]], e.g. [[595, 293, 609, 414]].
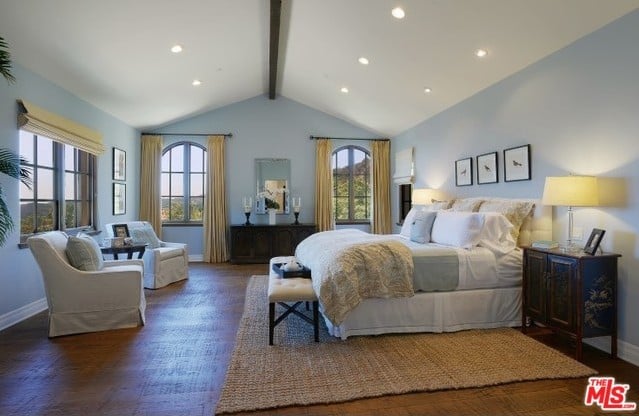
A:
[[295, 197, 552, 339]]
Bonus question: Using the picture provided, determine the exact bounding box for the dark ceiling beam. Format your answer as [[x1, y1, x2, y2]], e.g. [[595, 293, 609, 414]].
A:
[[268, 0, 282, 99]]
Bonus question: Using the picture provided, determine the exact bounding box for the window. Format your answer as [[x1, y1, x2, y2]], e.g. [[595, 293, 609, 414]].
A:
[[332, 145, 371, 223], [161, 142, 206, 223], [398, 183, 413, 224], [19, 131, 95, 235]]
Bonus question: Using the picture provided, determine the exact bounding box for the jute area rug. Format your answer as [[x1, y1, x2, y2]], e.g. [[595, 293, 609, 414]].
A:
[[216, 275, 596, 414]]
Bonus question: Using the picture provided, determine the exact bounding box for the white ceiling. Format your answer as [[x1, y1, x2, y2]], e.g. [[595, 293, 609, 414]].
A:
[[1, 0, 637, 136]]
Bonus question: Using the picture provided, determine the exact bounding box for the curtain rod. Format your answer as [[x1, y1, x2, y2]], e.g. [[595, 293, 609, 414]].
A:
[[141, 132, 233, 138], [309, 135, 388, 142]]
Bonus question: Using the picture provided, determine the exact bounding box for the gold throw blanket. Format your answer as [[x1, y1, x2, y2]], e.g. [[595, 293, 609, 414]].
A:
[[295, 229, 414, 325]]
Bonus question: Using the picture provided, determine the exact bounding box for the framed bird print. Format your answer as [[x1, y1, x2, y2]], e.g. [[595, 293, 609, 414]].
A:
[[455, 157, 473, 186], [477, 151, 498, 184], [504, 144, 531, 182]]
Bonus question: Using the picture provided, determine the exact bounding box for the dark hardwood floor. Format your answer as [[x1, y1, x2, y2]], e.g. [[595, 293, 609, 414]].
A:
[[1, 263, 637, 416]]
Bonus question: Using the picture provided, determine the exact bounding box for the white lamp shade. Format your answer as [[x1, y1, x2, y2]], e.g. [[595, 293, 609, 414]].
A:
[[412, 188, 437, 205], [542, 176, 599, 207]]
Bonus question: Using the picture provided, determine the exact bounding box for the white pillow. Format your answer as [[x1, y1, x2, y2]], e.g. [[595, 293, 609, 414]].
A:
[[66, 234, 104, 271], [400, 207, 421, 239], [477, 212, 516, 255], [409, 211, 437, 244], [431, 211, 485, 249]]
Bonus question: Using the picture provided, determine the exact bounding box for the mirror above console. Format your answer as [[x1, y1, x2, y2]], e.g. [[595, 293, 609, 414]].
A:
[[255, 158, 290, 214]]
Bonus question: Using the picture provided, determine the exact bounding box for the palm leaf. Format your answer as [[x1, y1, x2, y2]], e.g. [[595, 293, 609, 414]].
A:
[[0, 36, 16, 84], [0, 187, 14, 246], [0, 148, 32, 189]]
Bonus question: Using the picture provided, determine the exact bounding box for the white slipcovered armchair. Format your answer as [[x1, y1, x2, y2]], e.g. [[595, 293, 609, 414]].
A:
[[104, 221, 188, 289], [27, 231, 146, 337]]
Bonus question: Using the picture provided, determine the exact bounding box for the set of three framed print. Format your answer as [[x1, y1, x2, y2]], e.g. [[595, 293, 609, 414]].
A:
[[455, 144, 530, 187]]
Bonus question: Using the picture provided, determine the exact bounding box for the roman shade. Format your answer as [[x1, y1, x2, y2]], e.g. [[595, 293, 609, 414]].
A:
[[393, 147, 414, 184], [17, 99, 104, 155]]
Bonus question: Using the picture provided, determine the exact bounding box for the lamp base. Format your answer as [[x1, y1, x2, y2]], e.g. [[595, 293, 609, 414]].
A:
[[559, 241, 582, 253]]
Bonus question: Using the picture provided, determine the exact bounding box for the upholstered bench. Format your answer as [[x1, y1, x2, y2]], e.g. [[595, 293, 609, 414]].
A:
[[268, 256, 318, 345]]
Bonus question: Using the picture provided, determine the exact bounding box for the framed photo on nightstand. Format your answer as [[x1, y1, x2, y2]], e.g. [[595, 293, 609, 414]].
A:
[[584, 228, 605, 255]]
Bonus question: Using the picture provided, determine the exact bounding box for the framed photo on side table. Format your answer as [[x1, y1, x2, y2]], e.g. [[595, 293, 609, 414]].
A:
[[113, 183, 126, 215], [584, 228, 605, 255], [455, 157, 473, 186], [113, 147, 126, 181], [112, 223, 130, 238], [503, 144, 531, 182], [476, 152, 498, 184]]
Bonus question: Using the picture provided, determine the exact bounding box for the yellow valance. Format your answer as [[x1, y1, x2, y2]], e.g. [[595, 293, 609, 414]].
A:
[[17, 99, 104, 155]]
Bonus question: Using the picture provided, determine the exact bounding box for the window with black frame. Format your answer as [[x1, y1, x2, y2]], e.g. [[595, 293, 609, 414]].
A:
[[161, 142, 207, 223], [19, 130, 95, 236], [398, 183, 412, 224], [332, 145, 371, 223]]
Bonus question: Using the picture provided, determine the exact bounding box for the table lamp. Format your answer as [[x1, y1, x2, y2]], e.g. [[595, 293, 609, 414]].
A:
[[542, 175, 599, 251]]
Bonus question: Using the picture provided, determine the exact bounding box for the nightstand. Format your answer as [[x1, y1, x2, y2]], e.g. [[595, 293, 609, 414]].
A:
[[522, 246, 620, 361]]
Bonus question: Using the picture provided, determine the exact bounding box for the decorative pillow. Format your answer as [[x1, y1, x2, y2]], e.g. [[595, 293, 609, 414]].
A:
[[430, 211, 486, 249], [66, 234, 104, 271], [130, 225, 162, 249], [478, 199, 534, 242], [449, 198, 484, 212], [477, 212, 516, 255], [409, 211, 437, 244], [426, 200, 451, 211], [400, 207, 421, 239]]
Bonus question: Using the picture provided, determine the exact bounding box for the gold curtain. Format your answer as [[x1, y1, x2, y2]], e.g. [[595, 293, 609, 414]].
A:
[[314, 138, 334, 232], [372, 140, 392, 234], [139, 135, 163, 238], [203, 135, 229, 263]]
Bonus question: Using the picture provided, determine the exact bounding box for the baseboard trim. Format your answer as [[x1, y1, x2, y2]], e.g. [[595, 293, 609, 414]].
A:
[[0, 298, 48, 332], [188, 254, 203, 262], [584, 337, 639, 367]]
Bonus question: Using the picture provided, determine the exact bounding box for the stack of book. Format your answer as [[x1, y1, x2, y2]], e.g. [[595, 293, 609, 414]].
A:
[[531, 240, 559, 249]]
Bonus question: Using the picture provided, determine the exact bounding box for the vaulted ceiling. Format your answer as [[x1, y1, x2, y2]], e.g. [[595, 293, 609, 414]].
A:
[[1, 0, 637, 136]]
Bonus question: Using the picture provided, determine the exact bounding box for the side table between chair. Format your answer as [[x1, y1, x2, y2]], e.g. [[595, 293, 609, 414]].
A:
[[100, 244, 147, 260]]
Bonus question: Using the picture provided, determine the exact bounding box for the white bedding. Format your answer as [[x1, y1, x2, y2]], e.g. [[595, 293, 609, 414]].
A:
[[389, 235, 523, 291], [307, 198, 552, 339]]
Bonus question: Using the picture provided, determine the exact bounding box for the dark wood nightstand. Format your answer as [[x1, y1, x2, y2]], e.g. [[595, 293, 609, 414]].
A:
[[522, 246, 620, 361]]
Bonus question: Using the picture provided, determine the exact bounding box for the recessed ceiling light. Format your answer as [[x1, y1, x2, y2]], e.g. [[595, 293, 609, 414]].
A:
[[192, 79, 202, 86], [424, 87, 432, 93], [391, 7, 405, 19], [358, 57, 369, 65], [170, 44, 183, 53], [475, 49, 488, 58], [340, 87, 349, 93]]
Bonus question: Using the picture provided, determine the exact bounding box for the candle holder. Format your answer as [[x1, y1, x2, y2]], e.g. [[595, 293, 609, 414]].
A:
[[293, 211, 300, 225], [243, 196, 253, 226]]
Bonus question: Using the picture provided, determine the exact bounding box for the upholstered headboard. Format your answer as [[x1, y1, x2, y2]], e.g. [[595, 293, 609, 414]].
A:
[[447, 197, 552, 247], [514, 199, 552, 247]]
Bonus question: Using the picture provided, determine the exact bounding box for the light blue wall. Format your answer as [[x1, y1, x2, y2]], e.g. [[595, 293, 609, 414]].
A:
[[393, 10, 639, 354], [156, 94, 376, 252], [0, 63, 140, 324]]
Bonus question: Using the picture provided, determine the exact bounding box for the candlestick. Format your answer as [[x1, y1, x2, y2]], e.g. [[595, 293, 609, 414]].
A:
[[244, 212, 252, 226]]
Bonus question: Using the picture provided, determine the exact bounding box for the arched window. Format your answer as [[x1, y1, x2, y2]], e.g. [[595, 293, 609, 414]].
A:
[[161, 142, 206, 223], [332, 145, 371, 223]]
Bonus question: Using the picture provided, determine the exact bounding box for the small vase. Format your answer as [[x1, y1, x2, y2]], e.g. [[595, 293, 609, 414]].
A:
[[268, 209, 277, 225]]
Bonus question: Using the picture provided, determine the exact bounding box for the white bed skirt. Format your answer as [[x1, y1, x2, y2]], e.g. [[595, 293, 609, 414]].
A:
[[325, 287, 522, 340]]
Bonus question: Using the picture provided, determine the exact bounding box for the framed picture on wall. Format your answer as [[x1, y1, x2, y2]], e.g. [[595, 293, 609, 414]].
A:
[[113, 147, 126, 181], [113, 183, 126, 215], [455, 157, 473, 186], [476, 151, 498, 184], [504, 144, 531, 182]]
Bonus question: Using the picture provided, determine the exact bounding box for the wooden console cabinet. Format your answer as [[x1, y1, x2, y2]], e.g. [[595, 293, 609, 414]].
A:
[[522, 246, 620, 361], [230, 224, 316, 264]]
